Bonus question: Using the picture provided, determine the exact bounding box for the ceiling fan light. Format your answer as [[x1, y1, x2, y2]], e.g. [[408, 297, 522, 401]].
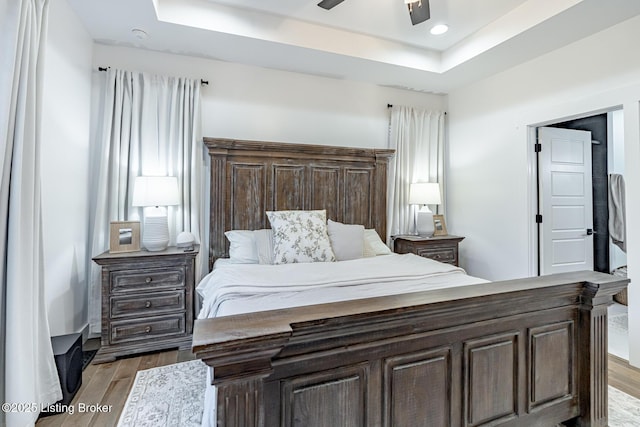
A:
[[430, 24, 449, 35]]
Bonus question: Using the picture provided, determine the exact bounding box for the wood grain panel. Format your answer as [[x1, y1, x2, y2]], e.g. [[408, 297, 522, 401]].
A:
[[344, 168, 373, 227], [309, 166, 341, 221], [230, 163, 266, 230], [282, 365, 368, 427], [209, 151, 228, 262], [464, 333, 518, 426], [273, 165, 305, 211], [530, 321, 574, 409], [110, 314, 185, 344], [217, 380, 262, 427], [577, 302, 610, 426], [384, 347, 451, 427], [110, 290, 185, 318], [111, 268, 184, 293]]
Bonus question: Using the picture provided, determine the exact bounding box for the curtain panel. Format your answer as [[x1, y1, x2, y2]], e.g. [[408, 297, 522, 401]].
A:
[[88, 69, 205, 335], [387, 106, 446, 241], [1, 0, 63, 425]]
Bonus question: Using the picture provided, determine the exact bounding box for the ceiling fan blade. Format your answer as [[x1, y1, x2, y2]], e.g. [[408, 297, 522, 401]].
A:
[[408, 0, 430, 26], [317, 0, 345, 10]]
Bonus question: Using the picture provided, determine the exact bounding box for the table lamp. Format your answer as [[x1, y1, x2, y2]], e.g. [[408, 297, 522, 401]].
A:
[[409, 182, 441, 236], [132, 176, 180, 251]]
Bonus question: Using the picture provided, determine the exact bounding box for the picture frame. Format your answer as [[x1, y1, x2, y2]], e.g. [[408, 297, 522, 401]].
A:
[[109, 221, 141, 253], [432, 214, 448, 236]]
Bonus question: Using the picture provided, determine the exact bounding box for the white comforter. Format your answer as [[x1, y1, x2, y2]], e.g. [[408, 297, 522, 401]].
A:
[[196, 253, 488, 319]]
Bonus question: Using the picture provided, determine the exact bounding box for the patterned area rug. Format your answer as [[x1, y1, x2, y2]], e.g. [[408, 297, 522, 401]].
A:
[[120, 360, 640, 426], [610, 386, 640, 426], [117, 360, 208, 427]]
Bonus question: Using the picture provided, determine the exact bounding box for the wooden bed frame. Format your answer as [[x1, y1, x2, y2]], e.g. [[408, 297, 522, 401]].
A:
[[193, 138, 628, 427]]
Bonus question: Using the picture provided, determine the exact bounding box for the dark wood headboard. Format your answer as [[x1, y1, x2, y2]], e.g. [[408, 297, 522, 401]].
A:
[[204, 138, 395, 269]]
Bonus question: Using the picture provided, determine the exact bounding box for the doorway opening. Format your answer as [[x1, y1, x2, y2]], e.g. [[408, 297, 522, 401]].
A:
[[532, 109, 625, 276], [530, 109, 628, 360]]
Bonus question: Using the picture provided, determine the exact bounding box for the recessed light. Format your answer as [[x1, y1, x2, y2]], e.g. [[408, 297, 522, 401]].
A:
[[430, 24, 449, 35]]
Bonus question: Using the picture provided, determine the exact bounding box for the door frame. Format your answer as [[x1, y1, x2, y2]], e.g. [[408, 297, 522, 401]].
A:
[[526, 106, 622, 277]]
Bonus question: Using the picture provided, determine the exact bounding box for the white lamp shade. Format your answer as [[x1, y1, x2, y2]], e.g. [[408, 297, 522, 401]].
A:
[[132, 176, 180, 207], [409, 182, 441, 205]]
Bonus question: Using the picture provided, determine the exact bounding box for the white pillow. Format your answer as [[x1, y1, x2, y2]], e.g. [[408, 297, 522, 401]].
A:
[[363, 229, 392, 256], [224, 230, 258, 263], [327, 220, 364, 261], [266, 210, 336, 264], [254, 228, 274, 264]]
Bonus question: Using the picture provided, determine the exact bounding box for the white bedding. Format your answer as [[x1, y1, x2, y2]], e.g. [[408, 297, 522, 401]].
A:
[[197, 253, 488, 427], [197, 253, 488, 318]]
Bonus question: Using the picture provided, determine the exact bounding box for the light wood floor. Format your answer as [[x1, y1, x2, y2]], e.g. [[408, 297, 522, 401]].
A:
[[35, 344, 195, 427], [36, 350, 640, 427], [609, 354, 640, 399]]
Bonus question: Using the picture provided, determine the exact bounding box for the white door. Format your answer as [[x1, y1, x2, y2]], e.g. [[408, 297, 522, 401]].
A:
[[538, 127, 594, 275]]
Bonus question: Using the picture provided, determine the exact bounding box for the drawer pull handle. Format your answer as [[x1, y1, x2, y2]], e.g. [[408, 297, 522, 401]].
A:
[[144, 326, 152, 333], [145, 301, 152, 308], [145, 277, 152, 283]]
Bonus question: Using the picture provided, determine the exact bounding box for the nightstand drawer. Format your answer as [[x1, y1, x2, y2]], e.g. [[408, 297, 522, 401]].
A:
[[110, 291, 185, 318], [111, 268, 185, 293], [417, 247, 456, 264], [110, 314, 186, 344]]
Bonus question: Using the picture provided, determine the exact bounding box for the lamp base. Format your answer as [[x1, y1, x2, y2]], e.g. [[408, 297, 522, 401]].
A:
[[142, 215, 170, 252], [416, 208, 434, 237]]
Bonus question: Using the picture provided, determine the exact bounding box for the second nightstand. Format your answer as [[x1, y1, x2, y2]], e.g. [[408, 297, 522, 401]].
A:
[[393, 235, 464, 266]]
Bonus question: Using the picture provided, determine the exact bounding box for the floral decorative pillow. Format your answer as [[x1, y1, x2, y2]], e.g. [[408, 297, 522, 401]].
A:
[[266, 210, 336, 264]]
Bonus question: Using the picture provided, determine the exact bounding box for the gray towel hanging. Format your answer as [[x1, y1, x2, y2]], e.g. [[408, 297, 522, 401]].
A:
[[608, 174, 626, 253]]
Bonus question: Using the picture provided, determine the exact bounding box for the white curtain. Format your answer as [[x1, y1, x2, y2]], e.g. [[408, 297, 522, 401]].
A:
[[88, 69, 205, 335], [1, 0, 63, 425], [387, 106, 446, 241]]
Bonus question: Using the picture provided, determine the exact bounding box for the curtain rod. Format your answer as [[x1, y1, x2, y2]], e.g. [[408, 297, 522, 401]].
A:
[[387, 104, 447, 114], [97, 66, 209, 86]]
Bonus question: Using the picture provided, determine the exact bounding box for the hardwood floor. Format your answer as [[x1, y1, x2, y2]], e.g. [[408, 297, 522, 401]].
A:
[[609, 354, 640, 399], [35, 344, 195, 427], [35, 349, 640, 427]]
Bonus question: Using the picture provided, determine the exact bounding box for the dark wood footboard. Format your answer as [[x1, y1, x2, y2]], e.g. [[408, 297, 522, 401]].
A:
[[192, 271, 628, 427]]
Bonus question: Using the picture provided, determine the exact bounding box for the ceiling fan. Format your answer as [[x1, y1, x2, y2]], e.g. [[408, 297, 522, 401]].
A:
[[317, 0, 430, 26]]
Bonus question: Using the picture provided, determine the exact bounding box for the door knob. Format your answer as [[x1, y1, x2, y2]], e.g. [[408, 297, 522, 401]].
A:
[[586, 229, 593, 236]]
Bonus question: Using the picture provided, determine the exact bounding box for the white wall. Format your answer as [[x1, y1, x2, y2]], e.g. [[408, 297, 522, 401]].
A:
[[448, 15, 640, 366], [41, 0, 93, 336], [608, 110, 627, 270], [92, 45, 447, 149], [610, 109, 626, 175]]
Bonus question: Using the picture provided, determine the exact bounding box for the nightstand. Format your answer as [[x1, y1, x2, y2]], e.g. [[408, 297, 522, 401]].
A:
[[92, 246, 198, 363], [393, 235, 464, 266]]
